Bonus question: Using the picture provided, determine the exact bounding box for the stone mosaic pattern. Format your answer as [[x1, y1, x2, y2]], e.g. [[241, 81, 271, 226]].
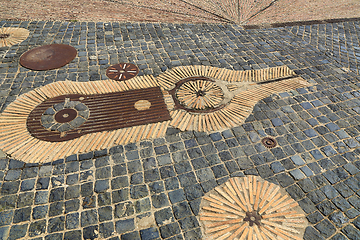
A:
[[0, 78, 171, 163], [0, 63, 307, 163], [175, 79, 224, 110], [41, 100, 89, 132], [159, 65, 310, 132], [0, 20, 359, 240]]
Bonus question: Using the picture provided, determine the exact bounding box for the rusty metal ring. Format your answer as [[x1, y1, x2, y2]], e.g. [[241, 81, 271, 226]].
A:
[[261, 137, 277, 148]]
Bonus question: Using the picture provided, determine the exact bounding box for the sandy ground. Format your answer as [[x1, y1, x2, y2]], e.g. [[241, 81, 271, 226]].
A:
[[247, 0, 360, 25], [1, 0, 360, 25]]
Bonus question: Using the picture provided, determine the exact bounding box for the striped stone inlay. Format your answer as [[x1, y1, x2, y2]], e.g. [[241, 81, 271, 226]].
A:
[[0, 76, 170, 163], [157, 65, 312, 132], [199, 176, 308, 240], [0, 27, 29, 47]]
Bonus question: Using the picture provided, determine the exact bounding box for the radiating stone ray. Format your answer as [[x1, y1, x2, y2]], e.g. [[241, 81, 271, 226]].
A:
[[181, 0, 239, 23], [199, 176, 309, 240], [105, 0, 231, 23], [238, 0, 276, 23], [180, 0, 276, 23], [104, 0, 278, 24]]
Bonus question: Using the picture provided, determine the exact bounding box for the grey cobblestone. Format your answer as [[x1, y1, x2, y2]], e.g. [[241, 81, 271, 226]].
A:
[[0, 19, 360, 239]]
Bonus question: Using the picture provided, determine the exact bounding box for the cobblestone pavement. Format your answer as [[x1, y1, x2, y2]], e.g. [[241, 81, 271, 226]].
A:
[[287, 20, 360, 75], [0, 19, 360, 240]]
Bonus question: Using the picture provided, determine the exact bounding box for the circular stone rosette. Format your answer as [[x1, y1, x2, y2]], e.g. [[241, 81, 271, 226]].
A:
[[41, 100, 89, 132], [175, 78, 224, 110], [0, 27, 29, 47], [199, 176, 308, 240]]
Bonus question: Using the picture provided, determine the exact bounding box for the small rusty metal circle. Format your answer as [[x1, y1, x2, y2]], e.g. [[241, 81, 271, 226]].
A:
[[243, 211, 262, 226], [170, 76, 226, 113], [262, 137, 277, 148], [54, 109, 77, 123], [0, 34, 10, 39], [20, 44, 77, 71], [106, 63, 139, 81]]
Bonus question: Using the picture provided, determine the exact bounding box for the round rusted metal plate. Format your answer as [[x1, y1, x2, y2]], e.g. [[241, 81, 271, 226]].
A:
[[20, 44, 77, 71], [54, 109, 78, 123], [106, 63, 139, 81], [261, 137, 277, 148]]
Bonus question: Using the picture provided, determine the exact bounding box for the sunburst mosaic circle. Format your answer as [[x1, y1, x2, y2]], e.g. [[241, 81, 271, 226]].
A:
[[199, 175, 308, 240], [176, 78, 224, 110], [0, 27, 29, 47], [41, 100, 89, 132]]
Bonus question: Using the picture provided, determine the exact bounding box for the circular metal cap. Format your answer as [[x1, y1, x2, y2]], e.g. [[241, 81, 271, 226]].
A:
[[261, 137, 277, 148], [106, 63, 139, 81], [54, 109, 77, 123], [20, 44, 77, 71]]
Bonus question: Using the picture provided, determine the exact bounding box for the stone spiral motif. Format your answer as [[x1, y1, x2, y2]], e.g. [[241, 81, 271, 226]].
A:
[[199, 176, 308, 239], [0, 27, 29, 47]]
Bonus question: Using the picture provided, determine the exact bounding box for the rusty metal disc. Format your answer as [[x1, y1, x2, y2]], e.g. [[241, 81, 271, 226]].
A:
[[20, 44, 77, 71], [106, 63, 139, 81], [261, 137, 277, 148], [54, 109, 77, 123]]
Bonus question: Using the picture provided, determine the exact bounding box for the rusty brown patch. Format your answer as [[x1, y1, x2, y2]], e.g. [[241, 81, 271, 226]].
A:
[[20, 44, 77, 71]]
